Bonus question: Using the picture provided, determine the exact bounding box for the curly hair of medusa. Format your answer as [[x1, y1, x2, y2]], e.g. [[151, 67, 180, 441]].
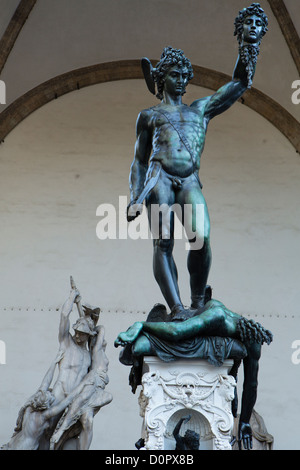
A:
[[153, 47, 194, 100], [237, 317, 273, 345], [234, 3, 268, 43]]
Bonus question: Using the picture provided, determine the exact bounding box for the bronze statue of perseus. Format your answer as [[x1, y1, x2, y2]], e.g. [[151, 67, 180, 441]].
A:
[[118, 4, 272, 451], [127, 4, 268, 321]]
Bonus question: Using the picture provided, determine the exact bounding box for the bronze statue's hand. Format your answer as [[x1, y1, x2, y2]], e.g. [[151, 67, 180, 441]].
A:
[[127, 200, 143, 222], [238, 421, 252, 450], [183, 414, 192, 422]]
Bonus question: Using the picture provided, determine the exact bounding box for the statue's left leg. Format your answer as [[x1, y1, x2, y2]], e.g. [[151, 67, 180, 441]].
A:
[[146, 177, 183, 311], [188, 237, 212, 310], [177, 179, 212, 310]]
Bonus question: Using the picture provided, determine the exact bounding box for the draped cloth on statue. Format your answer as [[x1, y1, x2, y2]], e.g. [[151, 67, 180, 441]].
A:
[[142, 332, 247, 366], [122, 333, 248, 393]]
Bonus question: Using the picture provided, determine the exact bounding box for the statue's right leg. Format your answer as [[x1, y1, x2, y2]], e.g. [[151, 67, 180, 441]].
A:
[[152, 237, 182, 311], [146, 178, 182, 311]]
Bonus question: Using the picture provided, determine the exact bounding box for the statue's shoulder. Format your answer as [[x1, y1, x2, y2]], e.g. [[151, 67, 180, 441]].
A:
[[136, 106, 157, 130], [139, 105, 157, 115], [190, 96, 211, 114], [137, 106, 156, 121]]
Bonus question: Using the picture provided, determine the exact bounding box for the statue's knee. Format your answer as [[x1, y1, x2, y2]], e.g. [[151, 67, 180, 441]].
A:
[[203, 234, 210, 247], [187, 232, 210, 252], [81, 414, 93, 431]]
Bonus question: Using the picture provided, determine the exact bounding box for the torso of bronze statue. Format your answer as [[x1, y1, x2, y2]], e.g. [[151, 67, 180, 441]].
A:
[[147, 103, 207, 178]]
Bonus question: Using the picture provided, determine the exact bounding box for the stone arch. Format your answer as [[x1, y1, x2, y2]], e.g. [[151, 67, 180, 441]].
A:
[[0, 60, 299, 153]]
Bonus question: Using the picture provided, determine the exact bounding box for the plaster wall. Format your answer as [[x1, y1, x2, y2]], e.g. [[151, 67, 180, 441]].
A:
[[0, 81, 299, 449]]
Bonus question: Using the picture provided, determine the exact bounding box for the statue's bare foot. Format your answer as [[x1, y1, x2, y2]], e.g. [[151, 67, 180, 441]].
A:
[[114, 322, 144, 347]]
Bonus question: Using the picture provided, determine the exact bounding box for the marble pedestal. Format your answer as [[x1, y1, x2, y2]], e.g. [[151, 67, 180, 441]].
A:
[[138, 357, 236, 450]]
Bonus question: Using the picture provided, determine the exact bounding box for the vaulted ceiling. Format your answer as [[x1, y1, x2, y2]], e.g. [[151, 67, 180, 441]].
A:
[[0, 0, 299, 150]]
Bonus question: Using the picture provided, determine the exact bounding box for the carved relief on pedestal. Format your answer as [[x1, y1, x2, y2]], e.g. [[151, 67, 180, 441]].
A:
[[138, 358, 236, 450]]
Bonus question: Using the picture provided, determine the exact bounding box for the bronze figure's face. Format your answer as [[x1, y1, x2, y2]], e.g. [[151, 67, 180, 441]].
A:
[[152, 47, 194, 100], [163, 66, 189, 97], [234, 4, 268, 47], [243, 14, 264, 43]]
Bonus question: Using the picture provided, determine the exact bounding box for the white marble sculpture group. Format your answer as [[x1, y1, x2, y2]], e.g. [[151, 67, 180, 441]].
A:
[[1, 278, 112, 450]]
